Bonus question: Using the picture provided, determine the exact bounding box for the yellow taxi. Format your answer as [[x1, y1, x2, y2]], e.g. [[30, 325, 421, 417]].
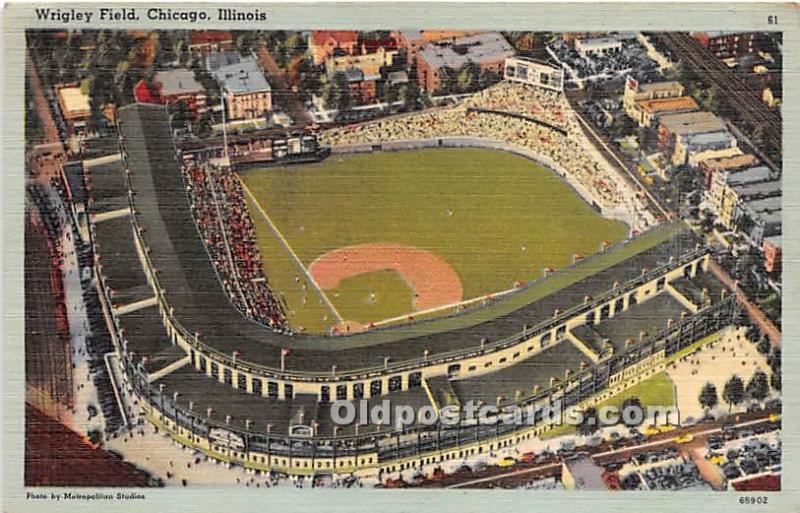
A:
[[642, 425, 661, 436], [674, 433, 694, 444], [657, 424, 677, 433], [497, 456, 517, 468], [707, 454, 727, 465]]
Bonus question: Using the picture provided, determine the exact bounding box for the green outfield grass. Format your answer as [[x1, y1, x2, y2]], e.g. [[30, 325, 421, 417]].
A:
[[241, 148, 628, 332]]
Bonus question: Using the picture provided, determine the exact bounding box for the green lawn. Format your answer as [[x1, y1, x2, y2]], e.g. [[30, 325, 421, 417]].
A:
[[241, 148, 628, 332], [541, 372, 676, 440]]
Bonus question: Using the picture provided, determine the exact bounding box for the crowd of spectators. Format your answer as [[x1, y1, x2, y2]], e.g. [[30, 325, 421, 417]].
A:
[[182, 158, 287, 330], [322, 82, 633, 209]]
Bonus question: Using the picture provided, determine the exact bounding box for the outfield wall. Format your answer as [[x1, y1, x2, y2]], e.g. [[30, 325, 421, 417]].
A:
[[329, 136, 638, 229]]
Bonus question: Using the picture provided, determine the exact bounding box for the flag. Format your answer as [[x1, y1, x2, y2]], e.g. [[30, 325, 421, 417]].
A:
[[281, 348, 292, 358]]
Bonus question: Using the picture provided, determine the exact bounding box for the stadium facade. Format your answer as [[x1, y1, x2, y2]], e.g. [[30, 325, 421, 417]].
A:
[[84, 103, 737, 477]]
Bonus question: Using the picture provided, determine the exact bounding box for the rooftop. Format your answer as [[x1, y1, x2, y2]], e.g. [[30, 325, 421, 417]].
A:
[[685, 130, 735, 148], [214, 58, 271, 95], [154, 69, 205, 97], [703, 153, 759, 171], [732, 179, 781, 199], [564, 455, 607, 490], [206, 51, 245, 72], [637, 96, 698, 114], [418, 32, 515, 70], [310, 30, 359, 47], [637, 81, 684, 94], [726, 166, 775, 186], [189, 31, 233, 46], [57, 85, 91, 116], [660, 111, 726, 136]]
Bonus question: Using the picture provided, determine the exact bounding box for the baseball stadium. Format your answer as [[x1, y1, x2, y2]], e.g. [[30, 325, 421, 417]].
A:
[[82, 74, 738, 479]]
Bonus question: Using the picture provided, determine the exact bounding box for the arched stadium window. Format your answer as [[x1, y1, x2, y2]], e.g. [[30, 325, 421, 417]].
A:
[[336, 384, 347, 400], [447, 365, 461, 378], [268, 381, 279, 398], [252, 378, 263, 395], [370, 380, 382, 397], [353, 383, 364, 399], [237, 372, 246, 390], [556, 325, 567, 339], [683, 265, 692, 279], [408, 372, 422, 388], [600, 304, 611, 321], [586, 310, 596, 325], [656, 277, 666, 291], [211, 362, 219, 378], [284, 383, 294, 400], [388, 376, 403, 391], [614, 297, 624, 313], [541, 332, 552, 347], [223, 368, 232, 385], [320, 385, 331, 403], [629, 293, 638, 307]]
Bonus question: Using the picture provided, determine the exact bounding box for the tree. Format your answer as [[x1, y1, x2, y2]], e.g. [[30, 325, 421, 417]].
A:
[[770, 372, 781, 392], [746, 371, 770, 405], [699, 382, 718, 412], [723, 375, 745, 412], [577, 407, 599, 436], [456, 62, 480, 93]]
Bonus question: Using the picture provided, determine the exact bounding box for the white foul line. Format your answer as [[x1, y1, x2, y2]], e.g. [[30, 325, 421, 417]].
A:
[[239, 178, 344, 324]]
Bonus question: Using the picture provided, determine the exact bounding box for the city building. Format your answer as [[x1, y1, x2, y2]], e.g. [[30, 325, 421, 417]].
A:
[[325, 45, 397, 79], [135, 69, 207, 115], [629, 96, 698, 128], [687, 146, 742, 169], [309, 30, 359, 65], [504, 57, 565, 92], [574, 36, 622, 57], [623, 79, 685, 120], [735, 193, 781, 246], [562, 455, 608, 490], [710, 165, 776, 228], [55, 83, 91, 136], [393, 30, 479, 61], [691, 31, 757, 59], [212, 55, 272, 120], [341, 68, 378, 105], [698, 153, 759, 189], [416, 32, 515, 92], [188, 31, 234, 55], [673, 130, 737, 167], [657, 111, 727, 166]]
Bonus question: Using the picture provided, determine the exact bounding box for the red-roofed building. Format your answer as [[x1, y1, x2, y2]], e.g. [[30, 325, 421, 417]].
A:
[[309, 31, 359, 65], [188, 31, 234, 55]]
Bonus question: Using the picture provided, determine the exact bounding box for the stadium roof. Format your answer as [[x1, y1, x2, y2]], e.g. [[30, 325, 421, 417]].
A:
[[418, 32, 515, 70], [115, 103, 703, 375], [85, 160, 128, 213]]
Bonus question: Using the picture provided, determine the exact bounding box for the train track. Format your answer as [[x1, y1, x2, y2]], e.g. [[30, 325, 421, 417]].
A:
[[657, 33, 781, 170]]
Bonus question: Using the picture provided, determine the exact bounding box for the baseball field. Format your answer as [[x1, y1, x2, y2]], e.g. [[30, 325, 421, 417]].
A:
[[240, 148, 628, 334]]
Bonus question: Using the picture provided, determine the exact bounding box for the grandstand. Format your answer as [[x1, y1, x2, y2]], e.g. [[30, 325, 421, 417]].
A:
[[72, 101, 739, 476]]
